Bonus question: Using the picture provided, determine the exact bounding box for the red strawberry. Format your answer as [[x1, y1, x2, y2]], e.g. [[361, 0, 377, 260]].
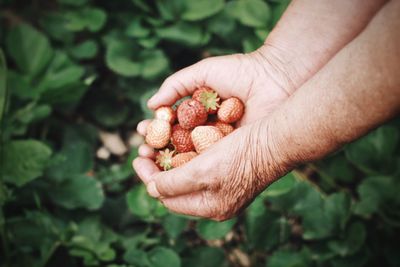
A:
[[171, 124, 195, 153], [217, 97, 244, 123], [145, 119, 171, 149], [171, 151, 197, 168], [191, 126, 224, 153], [154, 106, 176, 124], [192, 87, 220, 114], [208, 121, 234, 136], [177, 99, 207, 129], [155, 148, 175, 171]]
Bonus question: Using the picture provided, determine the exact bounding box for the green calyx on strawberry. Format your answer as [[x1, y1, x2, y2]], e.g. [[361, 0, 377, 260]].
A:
[[155, 148, 175, 171], [193, 87, 220, 114]]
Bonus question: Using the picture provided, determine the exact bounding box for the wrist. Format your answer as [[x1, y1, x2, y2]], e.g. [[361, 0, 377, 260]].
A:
[[250, 43, 307, 96]]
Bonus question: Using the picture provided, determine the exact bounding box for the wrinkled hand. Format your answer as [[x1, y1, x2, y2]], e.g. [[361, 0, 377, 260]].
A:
[[133, 47, 293, 220]]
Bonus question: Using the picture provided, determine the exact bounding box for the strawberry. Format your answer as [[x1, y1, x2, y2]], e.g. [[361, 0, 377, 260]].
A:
[[177, 99, 207, 129], [155, 148, 175, 171], [191, 126, 224, 153], [217, 97, 244, 123], [171, 151, 197, 168], [192, 87, 220, 114], [154, 106, 176, 124], [209, 121, 234, 136], [145, 119, 171, 149], [171, 124, 195, 153]]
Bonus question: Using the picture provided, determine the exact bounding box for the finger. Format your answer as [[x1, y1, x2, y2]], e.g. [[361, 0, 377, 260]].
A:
[[147, 59, 209, 109], [138, 144, 156, 159], [161, 192, 215, 219], [137, 120, 152, 136], [146, 159, 210, 198], [132, 157, 160, 185]]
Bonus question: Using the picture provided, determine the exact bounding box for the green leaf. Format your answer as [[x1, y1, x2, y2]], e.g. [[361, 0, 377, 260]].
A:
[[0, 49, 6, 123], [49, 175, 104, 210], [196, 218, 236, 240], [141, 50, 169, 79], [6, 23, 54, 76], [182, 247, 226, 267], [58, 0, 88, 6], [124, 248, 151, 266], [46, 125, 96, 181], [345, 125, 399, 174], [125, 19, 150, 38], [162, 214, 188, 239], [156, 0, 186, 21], [36, 51, 85, 92], [3, 140, 52, 187], [245, 197, 290, 250], [227, 0, 271, 28], [126, 184, 167, 221], [148, 247, 181, 267], [69, 40, 98, 59], [155, 22, 210, 47], [267, 249, 311, 267], [181, 0, 224, 21], [65, 7, 107, 32], [69, 217, 117, 264], [105, 40, 141, 77], [328, 222, 366, 257], [263, 172, 296, 197], [353, 176, 399, 217]]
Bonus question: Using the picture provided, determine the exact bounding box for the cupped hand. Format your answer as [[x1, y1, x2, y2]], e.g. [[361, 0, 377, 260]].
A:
[[133, 47, 294, 220]]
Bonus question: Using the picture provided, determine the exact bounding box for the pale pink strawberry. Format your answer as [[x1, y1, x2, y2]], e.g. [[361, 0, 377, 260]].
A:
[[154, 106, 176, 124], [145, 119, 171, 149], [191, 126, 224, 153], [217, 97, 244, 123]]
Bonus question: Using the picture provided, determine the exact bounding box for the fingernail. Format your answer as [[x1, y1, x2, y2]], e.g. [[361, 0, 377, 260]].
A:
[[147, 181, 160, 198]]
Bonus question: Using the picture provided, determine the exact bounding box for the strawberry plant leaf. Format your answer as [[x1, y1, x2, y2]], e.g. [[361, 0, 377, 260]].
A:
[[3, 140, 52, 187], [227, 0, 272, 28], [6, 23, 54, 76], [0, 49, 6, 123], [181, 0, 224, 21], [182, 247, 226, 267], [345, 125, 399, 175], [48, 174, 104, 210], [126, 184, 167, 221], [196, 218, 236, 240], [148, 247, 181, 267]]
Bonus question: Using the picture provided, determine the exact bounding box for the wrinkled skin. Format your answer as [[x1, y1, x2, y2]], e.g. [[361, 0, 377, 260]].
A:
[[133, 47, 295, 221]]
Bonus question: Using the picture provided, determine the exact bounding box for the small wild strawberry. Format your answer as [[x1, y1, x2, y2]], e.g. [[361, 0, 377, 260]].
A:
[[191, 126, 224, 153], [192, 87, 220, 114], [217, 97, 244, 123], [154, 106, 176, 124], [155, 148, 175, 171], [209, 121, 234, 136], [171, 151, 197, 168], [171, 124, 195, 153], [145, 119, 171, 149], [177, 99, 207, 129]]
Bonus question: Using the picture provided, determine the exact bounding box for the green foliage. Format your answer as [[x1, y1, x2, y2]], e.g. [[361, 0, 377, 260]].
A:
[[0, 0, 399, 267]]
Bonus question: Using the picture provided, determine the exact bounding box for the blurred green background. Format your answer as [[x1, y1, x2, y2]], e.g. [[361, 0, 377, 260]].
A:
[[0, 0, 400, 266]]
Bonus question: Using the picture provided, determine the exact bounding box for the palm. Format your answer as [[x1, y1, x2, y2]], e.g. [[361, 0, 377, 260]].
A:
[[193, 53, 290, 126]]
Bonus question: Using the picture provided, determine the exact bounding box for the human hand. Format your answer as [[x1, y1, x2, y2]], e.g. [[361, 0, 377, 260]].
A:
[[133, 48, 293, 220]]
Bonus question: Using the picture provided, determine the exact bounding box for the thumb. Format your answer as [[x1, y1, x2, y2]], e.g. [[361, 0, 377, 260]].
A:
[[147, 59, 210, 110], [146, 158, 208, 198]]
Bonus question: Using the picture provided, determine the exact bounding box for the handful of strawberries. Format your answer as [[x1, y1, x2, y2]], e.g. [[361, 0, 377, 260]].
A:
[[145, 87, 244, 171]]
